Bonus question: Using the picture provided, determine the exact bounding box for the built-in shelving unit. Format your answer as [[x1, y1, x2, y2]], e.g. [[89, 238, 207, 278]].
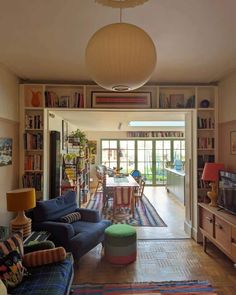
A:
[[20, 83, 218, 203], [61, 139, 90, 206]]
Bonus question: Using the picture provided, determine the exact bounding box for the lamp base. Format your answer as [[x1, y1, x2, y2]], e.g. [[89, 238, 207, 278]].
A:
[[10, 211, 32, 238], [207, 182, 218, 207]]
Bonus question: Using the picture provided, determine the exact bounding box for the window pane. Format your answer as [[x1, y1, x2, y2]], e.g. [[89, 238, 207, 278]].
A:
[[164, 140, 171, 149], [174, 141, 181, 149], [156, 141, 163, 149], [137, 141, 144, 149], [110, 140, 117, 148]]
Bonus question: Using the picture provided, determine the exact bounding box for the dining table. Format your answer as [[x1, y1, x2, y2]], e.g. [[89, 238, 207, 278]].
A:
[[105, 174, 139, 216]]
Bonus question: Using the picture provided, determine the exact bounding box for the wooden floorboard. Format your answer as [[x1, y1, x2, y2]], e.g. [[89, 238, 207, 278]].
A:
[[73, 240, 236, 295], [75, 186, 236, 294]]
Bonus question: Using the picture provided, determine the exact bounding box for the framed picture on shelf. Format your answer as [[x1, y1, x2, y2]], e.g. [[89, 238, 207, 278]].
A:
[[230, 131, 236, 155], [91, 91, 152, 108], [170, 94, 185, 108], [62, 120, 68, 151]]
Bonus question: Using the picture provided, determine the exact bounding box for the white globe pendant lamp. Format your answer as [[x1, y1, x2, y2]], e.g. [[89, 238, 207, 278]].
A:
[[85, 0, 157, 92]]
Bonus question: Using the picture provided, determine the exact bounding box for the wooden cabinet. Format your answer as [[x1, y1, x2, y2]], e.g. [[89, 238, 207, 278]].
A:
[[199, 203, 236, 265]]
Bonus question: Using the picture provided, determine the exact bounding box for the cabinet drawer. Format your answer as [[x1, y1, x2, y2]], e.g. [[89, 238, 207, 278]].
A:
[[231, 226, 236, 260], [200, 207, 214, 237], [215, 216, 231, 252]]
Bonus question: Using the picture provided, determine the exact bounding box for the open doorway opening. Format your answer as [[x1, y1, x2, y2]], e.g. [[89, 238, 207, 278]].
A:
[[48, 109, 193, 240]]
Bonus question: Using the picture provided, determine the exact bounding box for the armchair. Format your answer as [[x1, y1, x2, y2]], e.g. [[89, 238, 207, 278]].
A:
[[32, 191, 111, 260]]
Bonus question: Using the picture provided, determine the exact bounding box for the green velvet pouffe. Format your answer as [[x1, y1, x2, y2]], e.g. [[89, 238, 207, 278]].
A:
[[104, 224, 137, 264]]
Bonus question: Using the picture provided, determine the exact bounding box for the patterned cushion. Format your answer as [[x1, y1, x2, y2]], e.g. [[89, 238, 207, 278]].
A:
[[60, 212, 81, 223], [0, 249, 28, 289], [23, 247, 66, 267], [0, 232, 24, 258]]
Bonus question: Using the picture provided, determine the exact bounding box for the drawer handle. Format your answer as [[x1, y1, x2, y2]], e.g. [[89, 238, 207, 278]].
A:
[[232, 238, 236, 245], [206, 217, 213, 223], [215, 222, 223, 229]]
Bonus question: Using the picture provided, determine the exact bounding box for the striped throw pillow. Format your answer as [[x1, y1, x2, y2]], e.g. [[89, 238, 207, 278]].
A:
[[0, 232, 24, 258], [60, 212, 81, 223], [23, 247, 66, 267]]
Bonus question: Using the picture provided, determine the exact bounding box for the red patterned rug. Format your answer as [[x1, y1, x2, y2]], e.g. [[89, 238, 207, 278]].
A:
[[71, 281, 217, 294]]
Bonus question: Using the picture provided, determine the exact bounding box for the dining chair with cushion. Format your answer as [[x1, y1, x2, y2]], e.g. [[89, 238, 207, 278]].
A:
[[134, 179, 145, 207], [113, 187, 134, 217]]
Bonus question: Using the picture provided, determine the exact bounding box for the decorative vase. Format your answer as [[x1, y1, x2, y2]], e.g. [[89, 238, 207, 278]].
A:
[[31, 90, 41, 107], [200, 99, 210, 108]]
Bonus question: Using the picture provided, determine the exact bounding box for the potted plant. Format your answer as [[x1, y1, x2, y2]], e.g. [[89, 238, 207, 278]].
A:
[[68, 129, 87, 146]]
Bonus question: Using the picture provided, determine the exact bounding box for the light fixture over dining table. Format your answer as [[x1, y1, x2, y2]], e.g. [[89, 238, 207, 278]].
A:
[[85, 0, 157, 92]]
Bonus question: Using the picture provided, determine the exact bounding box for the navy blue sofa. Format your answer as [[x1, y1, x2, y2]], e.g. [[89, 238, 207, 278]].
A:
[[32, 191, 111, 260], [10, 253, 74, 295]]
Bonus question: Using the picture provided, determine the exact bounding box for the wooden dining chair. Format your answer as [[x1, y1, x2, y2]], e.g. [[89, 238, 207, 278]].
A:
[[113, 186, 134, 217], [134, 179, 145, 207]]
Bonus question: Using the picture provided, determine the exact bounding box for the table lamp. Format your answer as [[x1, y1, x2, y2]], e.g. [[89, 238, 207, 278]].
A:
[[201, 163, 225, 207], [6, 188, 36, 237]]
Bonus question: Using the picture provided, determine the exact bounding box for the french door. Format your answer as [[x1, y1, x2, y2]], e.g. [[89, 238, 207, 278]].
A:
[[101, 139, 185, 186]]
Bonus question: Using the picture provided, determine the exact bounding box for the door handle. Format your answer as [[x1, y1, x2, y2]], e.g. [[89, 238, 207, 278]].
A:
[[215, 222, 223, 229], [206, 217, 213, 223]]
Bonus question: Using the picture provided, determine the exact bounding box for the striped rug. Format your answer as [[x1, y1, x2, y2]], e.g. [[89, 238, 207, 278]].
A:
[[86, 192, 166, 227], [71, 281, 217, 294]]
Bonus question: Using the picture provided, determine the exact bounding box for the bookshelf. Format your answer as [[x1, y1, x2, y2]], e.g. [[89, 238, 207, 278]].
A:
[[20, 85, 45, 200], [196, 86, 218, 203], [61, 139, 90, 206]]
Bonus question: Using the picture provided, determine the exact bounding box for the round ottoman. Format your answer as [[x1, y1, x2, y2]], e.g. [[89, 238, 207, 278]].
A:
[[104, 224, 137, 264]]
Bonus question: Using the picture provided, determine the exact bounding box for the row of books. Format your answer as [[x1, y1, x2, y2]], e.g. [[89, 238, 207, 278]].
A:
[[22, 173, 42, 191], [25, 114, 43, 129], [24, 154, 42, 170], [127, 131, 184, 138], [197, 117, 215, 129], [45, 91, 84, 108], [197, 137, 215, 149], [24, 133, 43, 150], [197, 171, 211, 189], [197, 154, 215, 168]]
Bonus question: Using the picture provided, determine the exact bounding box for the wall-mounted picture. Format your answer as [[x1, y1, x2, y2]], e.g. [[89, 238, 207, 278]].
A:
[[92, 91, 152, 108], [230, 131, 236, 155], [170, 94, 185, 108], [0, 138, 12, 166], [62, 120, 68, 151]]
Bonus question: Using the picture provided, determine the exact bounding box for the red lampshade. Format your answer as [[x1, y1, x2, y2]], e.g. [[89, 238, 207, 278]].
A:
[[201, 163, 225, 182]]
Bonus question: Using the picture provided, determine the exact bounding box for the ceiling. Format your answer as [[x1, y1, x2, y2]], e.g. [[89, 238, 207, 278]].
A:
[[51, 110, 186, 131], [0, 0, 236, 84]]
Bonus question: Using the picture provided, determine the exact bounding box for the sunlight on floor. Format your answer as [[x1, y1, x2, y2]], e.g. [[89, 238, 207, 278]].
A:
[[136, 186, 190, 239]]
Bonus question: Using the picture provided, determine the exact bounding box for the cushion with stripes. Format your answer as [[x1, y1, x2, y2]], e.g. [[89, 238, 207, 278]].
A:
[[23, 247, 66, 267], [60, 212, 81, 223], [0, 232, 24, 258]]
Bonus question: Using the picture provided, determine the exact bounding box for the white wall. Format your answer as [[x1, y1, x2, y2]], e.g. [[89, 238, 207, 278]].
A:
[[0, 65, 19, 226], [219, 71, 236, 123], [0, 65, 19, 121], [218, 71, 236, 170]]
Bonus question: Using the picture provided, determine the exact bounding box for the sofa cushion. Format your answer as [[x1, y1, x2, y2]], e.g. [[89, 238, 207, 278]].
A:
[[9, 253, 74, 295], [33, 191, 77, 222], [60, 212, 81, 223], [23, 247, 66, 268], [0, 249, 28, 289], [0, 232, 24, 258]]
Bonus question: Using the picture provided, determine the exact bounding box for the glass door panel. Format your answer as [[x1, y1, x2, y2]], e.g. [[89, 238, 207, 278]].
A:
[[101, 140, 117, 169], [119, 140, 135, 174], [137, 140, 153, 185], [155, 140, 171, 185]]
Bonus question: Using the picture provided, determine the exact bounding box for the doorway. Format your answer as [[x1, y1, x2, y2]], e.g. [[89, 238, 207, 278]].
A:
[[49, 109, 195, 239]]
